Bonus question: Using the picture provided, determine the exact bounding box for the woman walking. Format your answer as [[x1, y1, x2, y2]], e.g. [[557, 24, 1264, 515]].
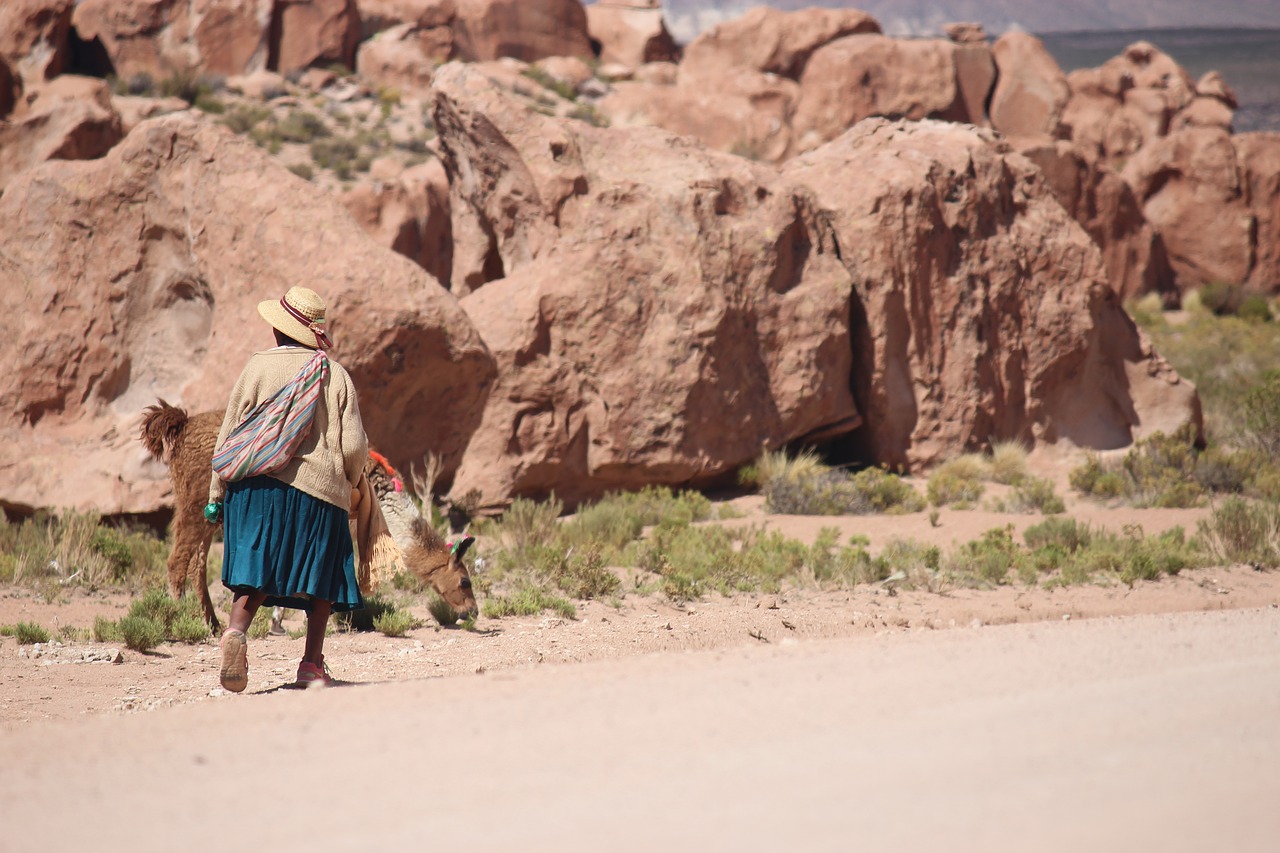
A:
[[207, 286, 368, 691]]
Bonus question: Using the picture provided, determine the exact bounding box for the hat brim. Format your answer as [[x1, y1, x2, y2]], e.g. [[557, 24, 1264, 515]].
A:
[[258, 299, 319, 348]]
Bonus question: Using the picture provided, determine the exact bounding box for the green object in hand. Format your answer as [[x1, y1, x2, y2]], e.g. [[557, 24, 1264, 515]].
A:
[[204, 502, 223, 524]]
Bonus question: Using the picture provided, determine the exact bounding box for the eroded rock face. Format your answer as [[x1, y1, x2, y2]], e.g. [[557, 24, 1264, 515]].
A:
[[355, 21, 452, 98], [275, 0, 361, 74], [791, 35, 973, 155], [598, 67, 798, 164], [989, 32, 1070, 139], [679, 6, 879, 82], [0, 0, 72, 90], [342, 158, 453, 287], [450, 0, 592, 63], [434, 63, 858, 507], [0, 113, 494, 515], [783, 119, 1200, 466], [0, 75, 123, 191], [71, 0, 274, 79], [585, 2, 678, 69], [1237, 132, 1280, 292], [1014, 136, 1175, 303]]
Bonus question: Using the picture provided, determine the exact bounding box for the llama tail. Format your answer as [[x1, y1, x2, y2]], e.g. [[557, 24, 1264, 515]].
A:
[[139, 399, 189, 463]]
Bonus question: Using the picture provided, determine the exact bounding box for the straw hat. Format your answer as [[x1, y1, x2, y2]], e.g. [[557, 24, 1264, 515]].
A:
[[257, 286, 332, 349]]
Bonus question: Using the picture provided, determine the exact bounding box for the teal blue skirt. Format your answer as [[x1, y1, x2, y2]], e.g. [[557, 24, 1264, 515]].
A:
[[222, 476, 363, 612]]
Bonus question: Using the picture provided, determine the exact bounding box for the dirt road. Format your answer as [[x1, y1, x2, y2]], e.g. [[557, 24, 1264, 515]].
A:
[[2, 605, 1277, 852]]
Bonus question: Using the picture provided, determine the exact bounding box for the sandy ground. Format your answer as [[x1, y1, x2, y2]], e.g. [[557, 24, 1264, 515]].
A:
[[1, 494, 1279, 850]]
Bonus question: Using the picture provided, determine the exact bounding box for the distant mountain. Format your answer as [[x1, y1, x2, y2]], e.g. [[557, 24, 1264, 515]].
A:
[[642, 1, 1280, 41]]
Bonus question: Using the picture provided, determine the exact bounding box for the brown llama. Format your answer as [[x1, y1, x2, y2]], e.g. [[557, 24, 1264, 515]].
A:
[[140, 400, 478, 634]]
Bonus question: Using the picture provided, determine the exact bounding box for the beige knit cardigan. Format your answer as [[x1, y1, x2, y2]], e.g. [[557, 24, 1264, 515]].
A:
[[208, 347, 368, 511]]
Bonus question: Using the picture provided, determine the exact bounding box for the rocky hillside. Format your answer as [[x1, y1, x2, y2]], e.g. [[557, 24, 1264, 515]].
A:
[[3, 0, 1264, 520]]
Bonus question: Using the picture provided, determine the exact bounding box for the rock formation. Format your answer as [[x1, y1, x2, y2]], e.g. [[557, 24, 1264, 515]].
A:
[[0, 75, 123, 191], [585, 1, 679, 69], [434, 63, 858, 506], [0, 113, 494, 515], [783, 118, 1200, 465]]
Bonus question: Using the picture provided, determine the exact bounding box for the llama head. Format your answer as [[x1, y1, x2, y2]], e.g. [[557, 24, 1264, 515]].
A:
[[402, 517, 478, 620]]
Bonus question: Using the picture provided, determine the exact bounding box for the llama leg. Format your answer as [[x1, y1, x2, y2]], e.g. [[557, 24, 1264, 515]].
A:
[[192, 532, 220, 634], [269, 606, 285, 635]]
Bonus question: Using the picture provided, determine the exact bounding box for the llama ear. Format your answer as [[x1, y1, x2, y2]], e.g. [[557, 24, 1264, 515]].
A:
[[451, 536, 475, 560]]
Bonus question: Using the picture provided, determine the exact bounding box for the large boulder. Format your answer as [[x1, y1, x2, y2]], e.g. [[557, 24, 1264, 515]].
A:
[[274, 0, 361, 75], [342, 158, 453, 287], [356, 0, 456, 38], [989, 32, 1070, 139], [598, 68, 798, 164], [450, 0, 592, 63], [679, 6, 879, 82], [0, 75, 123, 191], [0, 0, 72, 90], [355, 21, 452, 98], [783, 118, 1200, 466], [792, 35, 973, 155], [0, 112, 495, 515], [1236, 132, 1280, 293], [71, 0, 274, 79], [1121, 127, 1253, 292], [1014, 135, 1174, 303], [585, 2, 678, 69], [433, 63, 858, 507]]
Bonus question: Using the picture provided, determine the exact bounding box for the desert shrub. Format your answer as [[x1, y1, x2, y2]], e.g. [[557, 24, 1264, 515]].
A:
[[310, 137, 359, 179], [482, 584, 576, 619], [118, 615, 165, 652], [1239, 372, 1280, 458], [746, 448, 827, 489], [1117, 526, 1201, 583], [988, 441, 1030, 485], [278, 109, 330, 143], [159, 68, 214, 104], [287, 162, 314, 181], [567, 103, 609, 127], [926, 456, 987, 507], [945, 526, 1019, 586], [373, 610, 418, 638], [194, 93, 225, 114], [93, 615, 122, 643], [1199, 281, 1244, 316], [1238, 295, 1273, 323], [13, 622, 50, 645], [1005, 477, 1066, 514], [1069, 428, 1235, 508], [116, 72, 155, 96], [1197, 496, 1280, 568], [1135, 299, 1280, 439], [522, 66, 578, 101], [848, 467, 926, 514], [765, 468, 866, 514], [123, 588, 208, 643], [764, 465, 922, 516], [339, 593, 398, 632], [878, 538, 942, 590], [170, 612, 211, 644], [222, 104, 272, 134], [1024, 516, 1093, 553]]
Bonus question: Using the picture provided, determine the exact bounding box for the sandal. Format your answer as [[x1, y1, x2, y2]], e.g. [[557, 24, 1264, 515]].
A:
[[219, 629, 248, 693], [295, 657, 333, 689]]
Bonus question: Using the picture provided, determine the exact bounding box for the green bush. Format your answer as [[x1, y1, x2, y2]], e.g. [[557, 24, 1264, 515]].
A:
[[1239, 372, 1280, 457], [521, 66, 578, 101], [14, 621, 50, 645], [310, 137, 359, 179], [1238, 295, 1273, 323], [1197, 496, 1280, 567], [222, 104, 272, 134], [926, 467, 985, 507], [765, 466, 922, 515], [373, 610, 417, 638], [1024, 517, 1093, 553], [482, 585, 576, 619], [287, 162, 314, 181], [278, 110, 330, 143], [946, 526, 1019, 586], [1006, 477, 1066, 514], [988, 441, 1030, 485], [1199, 281, 1244, 316], [93, 615, 122, 643], [427, 594, 460, 627], [118, 615, 165, 652]]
